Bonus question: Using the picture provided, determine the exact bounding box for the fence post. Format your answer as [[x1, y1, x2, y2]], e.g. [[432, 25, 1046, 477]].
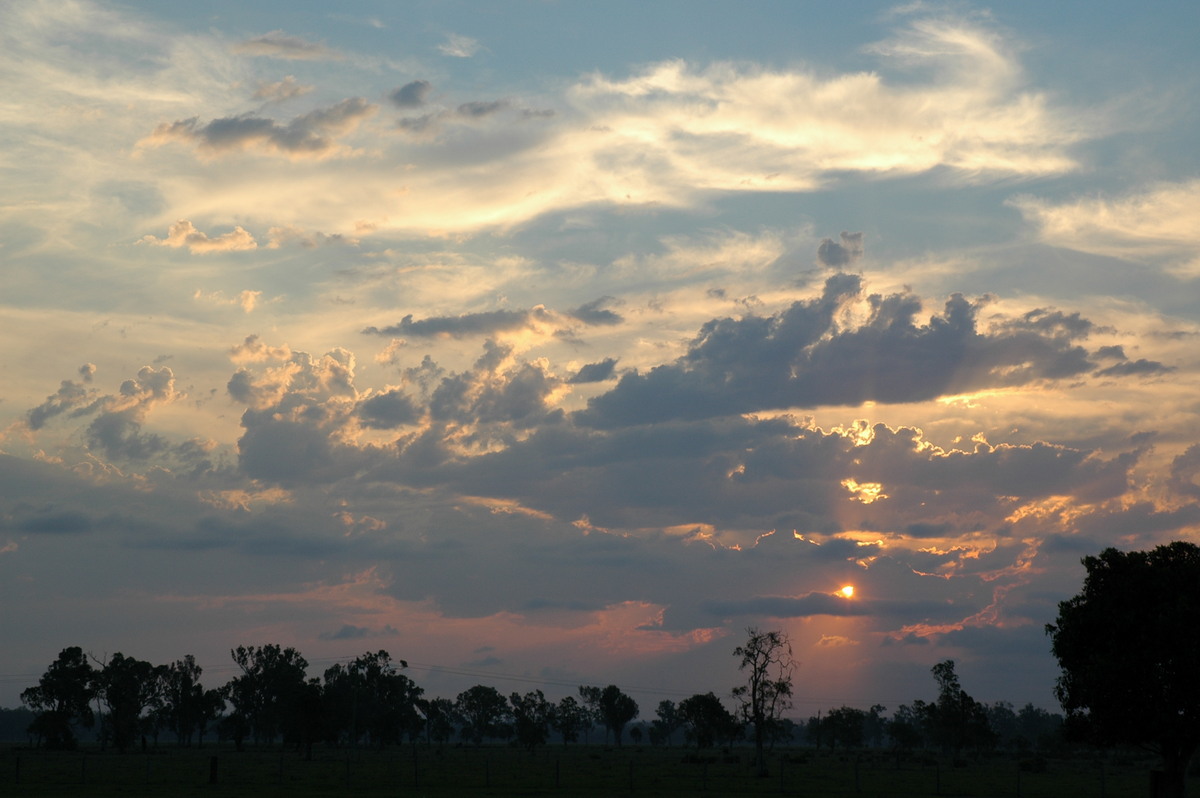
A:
[[556, 757, 561, 789], [14, 754, 20, 785], [81, 753, 86, 785], [209, 755, 218, 785], [629, 758, 634, 792], [779, 755, 784, 793]]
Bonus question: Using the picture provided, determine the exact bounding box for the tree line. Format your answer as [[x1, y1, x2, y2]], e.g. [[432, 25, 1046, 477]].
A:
[[16, 540, 1200, 796], [17, 637, 1058, 762]]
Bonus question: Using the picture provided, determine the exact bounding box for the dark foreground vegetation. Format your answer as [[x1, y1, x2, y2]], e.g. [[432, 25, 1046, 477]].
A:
[[9, 540, 1200, 797], [0, 741, 1186, 797]]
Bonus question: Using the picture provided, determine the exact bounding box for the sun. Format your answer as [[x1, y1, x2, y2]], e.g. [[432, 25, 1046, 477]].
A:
[[838, 585, 855, 598]]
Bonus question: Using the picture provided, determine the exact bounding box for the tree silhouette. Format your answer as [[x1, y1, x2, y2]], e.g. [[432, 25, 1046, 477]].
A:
[[1047, 541, 1200, 798], [160, 655, 207, 746], [510, 689, 553, 752], [550, 695, 589, 746], [653, 699, 683, 746], [94, 652, 165, 753], [593, 685, 639, 746], [732, 627, 794, 777], [20, 646, 96, 750], [925, 659, 992, 754], [224, 644, 309, 748], [678, 692, 741, 748], [455, 684, 510, 745]]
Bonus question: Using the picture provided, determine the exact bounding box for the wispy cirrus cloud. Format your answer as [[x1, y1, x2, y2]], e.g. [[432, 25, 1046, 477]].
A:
[[232, 30, 341, 61]]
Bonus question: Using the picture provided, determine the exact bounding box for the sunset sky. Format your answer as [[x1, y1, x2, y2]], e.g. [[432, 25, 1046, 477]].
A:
[[3, 1, 1200, 715]]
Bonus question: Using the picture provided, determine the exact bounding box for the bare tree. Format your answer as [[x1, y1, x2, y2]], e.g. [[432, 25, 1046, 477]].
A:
[[732, 627, 795, 777]]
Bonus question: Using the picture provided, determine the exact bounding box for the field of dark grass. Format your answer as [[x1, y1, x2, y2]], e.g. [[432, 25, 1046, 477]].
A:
[[0, 743, 1175, 797]]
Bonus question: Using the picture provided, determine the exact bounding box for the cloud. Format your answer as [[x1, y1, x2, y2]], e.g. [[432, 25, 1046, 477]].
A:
[[252, 75, 314, 103], [194, 289, 263, 313], [438, 33, 481, 58], [570, 359, 618, 384], [816, 232, 864, 268], [390, 80, 432, 109], [232, 30, 341, 61], [140, 98, 376, 160], [266, 225, 358, 249], [139, 220, 257, 253], [1011, 179, 1200, 276], [567, 297, 623, 326], [576, 273, 1109, 428], [26, 368, 101, 430]]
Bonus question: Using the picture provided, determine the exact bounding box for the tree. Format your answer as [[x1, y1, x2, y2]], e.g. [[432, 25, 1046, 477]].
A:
[[679, 692, 741, 748], [161, 655, 207, 747], [926, 660, 992, 754], [588, 681, 638, 744], [323, 651, 421, 748], [653, 699, 684, 747], [20, 646, 97, 750], [1047, 542, 1200, 798], [421, 697, 458, 746], [455, 685, 510, 745], [551, 696, 589, 746], [510, 690, 553, 752], [824, 706, 866, 750], [732, 627, 794, 777], [224, 644, 310, 748], [94, 652, 165, 753]]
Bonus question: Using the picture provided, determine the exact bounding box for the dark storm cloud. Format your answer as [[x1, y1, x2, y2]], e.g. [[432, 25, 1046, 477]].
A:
[[145, 98, 375, 158], [390, 80, 432, 108], [569, 358, 618, 383], [816, 231, 864, 267], [577, 273, 1106, 429]]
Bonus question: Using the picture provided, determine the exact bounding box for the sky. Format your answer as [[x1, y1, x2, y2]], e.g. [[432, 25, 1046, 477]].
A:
[[2, 0, 1200, 716]]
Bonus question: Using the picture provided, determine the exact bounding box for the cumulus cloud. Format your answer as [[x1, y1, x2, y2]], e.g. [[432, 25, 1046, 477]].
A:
[[389, 80, 432, 109], [252, 75, 314, 103], [140, 98, 376, 160], [576, 273, 1113, 428], [27, 368, 101, 430], [816, 232, 864, 268], [570, 358, 619, 384], [233, 30, 341, 61], [139, 220, 257, 253]]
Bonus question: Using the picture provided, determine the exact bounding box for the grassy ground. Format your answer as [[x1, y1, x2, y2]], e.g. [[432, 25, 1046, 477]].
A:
[[0, 743, 1172, 797]]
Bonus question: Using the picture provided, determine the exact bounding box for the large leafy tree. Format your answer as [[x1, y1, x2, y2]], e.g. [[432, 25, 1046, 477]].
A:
[[20, 646, 97, 750], [323, 651, 421, 748], [455, 684, 510, 745], [224, 644, 310, 747], [94, 652, 166, 753], [732, 627, 794, 777], [160, 655, 207, 746], [550, 695, 589, 746], [678, 692, 741, 748], [1047, 541, 1200, 798], [509, 690, 553, 752], [581, 685, 639, 747]]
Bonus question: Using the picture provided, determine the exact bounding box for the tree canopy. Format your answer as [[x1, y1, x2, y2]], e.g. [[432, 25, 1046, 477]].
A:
[[1047, 541, 1200, 798]]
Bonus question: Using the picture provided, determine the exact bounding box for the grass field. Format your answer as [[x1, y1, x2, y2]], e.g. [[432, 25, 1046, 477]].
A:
[[0, 743, 1175, 797]]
